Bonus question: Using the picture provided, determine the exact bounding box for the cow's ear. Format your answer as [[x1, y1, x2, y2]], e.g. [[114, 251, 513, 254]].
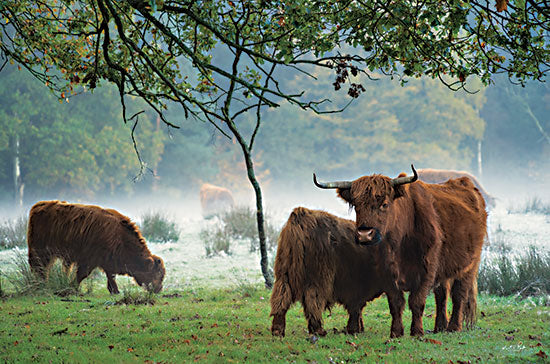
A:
[[337, 188, 352, 204], [393, 185, 406, 199], [154, 257, 163, 267]]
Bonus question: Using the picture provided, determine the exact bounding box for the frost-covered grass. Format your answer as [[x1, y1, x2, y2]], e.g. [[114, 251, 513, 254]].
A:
[[507, 196, 550, 215], [0, 214, 27, 250], [0, 199, 547, 295]]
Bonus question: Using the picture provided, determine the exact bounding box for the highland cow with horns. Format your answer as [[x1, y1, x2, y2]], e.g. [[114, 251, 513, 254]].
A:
[[314, 165, 487, 337], [270, 207, 387, 337], [27, 200, 165, 294]]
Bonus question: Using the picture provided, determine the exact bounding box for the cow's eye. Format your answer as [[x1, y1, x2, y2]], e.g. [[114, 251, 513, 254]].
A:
[[381, 202, 389, 210]]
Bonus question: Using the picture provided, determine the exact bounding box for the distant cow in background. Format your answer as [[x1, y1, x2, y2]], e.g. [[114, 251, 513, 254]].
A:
[[27, 200, 165, 294], [418, 168, 496, 209], [199, 183, 234, 218], [271, 207, 388, 337]]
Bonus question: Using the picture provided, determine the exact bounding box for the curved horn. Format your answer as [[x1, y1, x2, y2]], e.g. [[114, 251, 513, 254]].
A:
[[313, 173, 352, 189], [391, 164, 418, 187]]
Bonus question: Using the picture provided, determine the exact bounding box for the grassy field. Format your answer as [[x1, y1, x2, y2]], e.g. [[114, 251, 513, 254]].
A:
[[1, 285, 548, 363]]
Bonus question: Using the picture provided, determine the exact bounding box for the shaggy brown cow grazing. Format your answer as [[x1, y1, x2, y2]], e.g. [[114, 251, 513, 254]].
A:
[[417, 168, 496, 209], [270, 207, 386, 337], [27, 200, 165, 294], [199, 183, 235, 218], [314, 165, 487, 337]]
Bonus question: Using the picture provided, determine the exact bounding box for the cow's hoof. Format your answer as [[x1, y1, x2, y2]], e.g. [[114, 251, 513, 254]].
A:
[[446, 323, 461, 333], [390, 328, 404, 338], [346, 326, 361, 335], [314, 328, 327, 337], [271, 327, 285, 337], [410, 327, 425, 336]]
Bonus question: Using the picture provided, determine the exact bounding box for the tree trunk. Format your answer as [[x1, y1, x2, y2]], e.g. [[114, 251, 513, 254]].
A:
[[241, 146, 273, 288], [11, 134, 23, 210], [226, 122, 273, 288]]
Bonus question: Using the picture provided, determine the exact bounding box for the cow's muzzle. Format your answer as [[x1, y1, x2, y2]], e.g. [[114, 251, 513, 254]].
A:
[[356, 225, 382, 246]]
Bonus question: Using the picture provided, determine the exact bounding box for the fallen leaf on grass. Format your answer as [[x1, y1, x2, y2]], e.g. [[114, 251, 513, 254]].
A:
[[505, 335, 514, 341], [346, 340, 358, 349], [535, 350, 547, 359], [127, 347, 134, 352], [13, 341, 19, 346], [427, 338, 442, 345], [108, 345, 114, 351]]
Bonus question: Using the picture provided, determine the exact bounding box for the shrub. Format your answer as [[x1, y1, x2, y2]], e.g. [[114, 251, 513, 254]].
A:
[[200, 228, 232, 257], [45, 261, 80, 297], [478, 245, 550, 297], [0, 270, 4, 298], [116, 285, 156, 305], [221, 206, 279, 252], [507, 196, 550, 215], [199, 206, 281, 257], [0, 215, 28, 250], [139, 211, 180, 243], [9, 250, 79, 297]]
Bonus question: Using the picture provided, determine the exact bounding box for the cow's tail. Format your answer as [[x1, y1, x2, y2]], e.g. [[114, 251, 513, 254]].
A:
[[270, 208, 313, 318], [464, 275, 478, 329]]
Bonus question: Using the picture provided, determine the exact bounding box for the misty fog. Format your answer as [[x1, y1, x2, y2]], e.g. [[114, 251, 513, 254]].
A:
[[1, 64, 549, 289]]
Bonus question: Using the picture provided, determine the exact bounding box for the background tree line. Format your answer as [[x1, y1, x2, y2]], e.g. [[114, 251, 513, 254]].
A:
[[1, 64, 548, 208]]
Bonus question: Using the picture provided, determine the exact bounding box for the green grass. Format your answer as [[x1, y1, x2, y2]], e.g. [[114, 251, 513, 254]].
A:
[[0, 287, 548, 363]]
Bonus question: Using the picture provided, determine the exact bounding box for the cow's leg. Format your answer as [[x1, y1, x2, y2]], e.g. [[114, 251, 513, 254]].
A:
[[345, 303, 365, 334], [302, 288, 327, 336], [447, 273, 474, 332], [76, 264, 92, 286], [28, 249, 52, 280], [408, 288, 428, 336], [270, 278, 294, 337], [463, 274, 479, 330], [434, 281, 449, 333], [105, 271, 119, 295], [387, 290, 405, 338]]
